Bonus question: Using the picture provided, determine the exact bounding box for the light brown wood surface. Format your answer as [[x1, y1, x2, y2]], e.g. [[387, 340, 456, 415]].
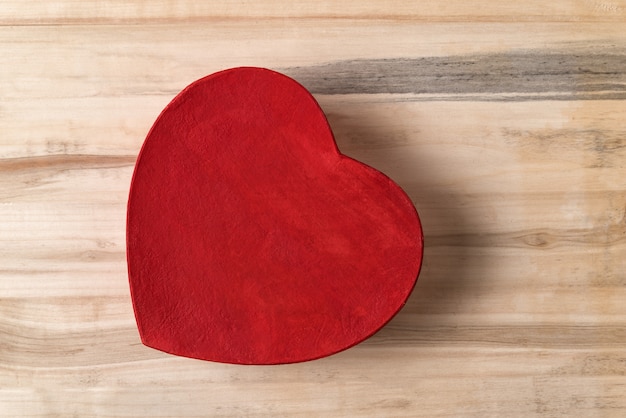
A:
[[2, 2, 625, 417]]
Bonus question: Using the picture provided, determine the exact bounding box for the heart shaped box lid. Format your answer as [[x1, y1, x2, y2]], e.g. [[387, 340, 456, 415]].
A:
[[127, 67, 423, 364]]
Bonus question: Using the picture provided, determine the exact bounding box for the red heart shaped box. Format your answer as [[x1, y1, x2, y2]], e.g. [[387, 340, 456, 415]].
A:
[[127, 67, 423, 364]]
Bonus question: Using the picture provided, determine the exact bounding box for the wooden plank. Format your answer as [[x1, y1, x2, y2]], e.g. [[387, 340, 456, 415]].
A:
[[1, 0, 626, 24], [3, 22, 626, 157], [1, 351, 625, 416]]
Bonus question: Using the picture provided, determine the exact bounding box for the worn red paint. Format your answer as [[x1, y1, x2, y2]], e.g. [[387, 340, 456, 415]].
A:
[[126, 67, 423, 364]]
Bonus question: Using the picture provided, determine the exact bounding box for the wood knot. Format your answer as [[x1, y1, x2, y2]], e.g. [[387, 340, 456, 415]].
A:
[[521, 232, 552, 248]]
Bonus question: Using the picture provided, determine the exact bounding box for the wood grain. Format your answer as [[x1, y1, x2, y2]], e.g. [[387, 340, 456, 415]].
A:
[[2, 1, 626, 24], [285, 49, 626, 100], [1, 2, 625, 417]]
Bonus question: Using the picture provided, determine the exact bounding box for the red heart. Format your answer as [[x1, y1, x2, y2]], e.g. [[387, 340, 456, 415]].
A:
[[127, 67, 423, 364]]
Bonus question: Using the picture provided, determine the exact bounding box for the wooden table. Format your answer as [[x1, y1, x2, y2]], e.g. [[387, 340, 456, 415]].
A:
[[2, 2, 625, 416]]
